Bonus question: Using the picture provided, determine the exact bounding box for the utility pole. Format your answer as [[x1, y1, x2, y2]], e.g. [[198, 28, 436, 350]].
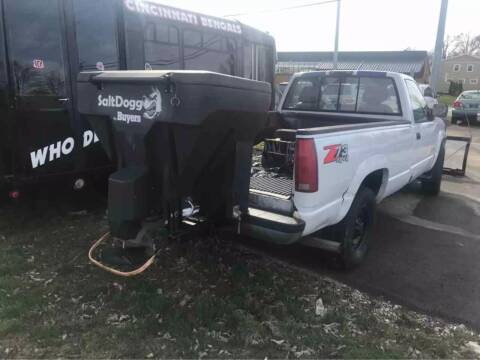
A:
[[430, 0, 449, 92], [333, 0, 341, 70]]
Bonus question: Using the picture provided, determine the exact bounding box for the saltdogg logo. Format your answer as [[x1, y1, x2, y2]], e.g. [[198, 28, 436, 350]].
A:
[[97, 87, 162, 124]]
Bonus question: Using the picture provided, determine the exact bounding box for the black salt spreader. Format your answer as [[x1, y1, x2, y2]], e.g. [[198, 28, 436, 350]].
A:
[[77, 70, 271, 275]]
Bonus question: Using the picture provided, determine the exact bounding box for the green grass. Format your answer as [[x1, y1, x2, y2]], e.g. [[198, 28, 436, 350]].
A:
[[0, 208, 479, 358], [0, 319, 24, 336], [438, 94, 456, 107]]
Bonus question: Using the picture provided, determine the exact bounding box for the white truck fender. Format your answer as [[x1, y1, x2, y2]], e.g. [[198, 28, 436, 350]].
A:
[[334, 154, 389, 223], [427, 122, 447, 170]]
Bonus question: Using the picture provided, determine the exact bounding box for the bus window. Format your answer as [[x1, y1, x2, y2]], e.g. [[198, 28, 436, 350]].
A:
[[0, 9, 10, 175], [204, 33, 225, 51], [256, 45, 273, 84], [144, 22, 181, 70], [4, 0, 66, 96], [184, 29, 202, 48], [0, 14, 7, 85], [243, 44, 254, 79], [183, 29, 235, 75], [73, 0, 119, 71]]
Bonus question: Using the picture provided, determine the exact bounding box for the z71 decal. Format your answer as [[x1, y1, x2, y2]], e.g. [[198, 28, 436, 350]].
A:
[[323, 144, 349, 164]]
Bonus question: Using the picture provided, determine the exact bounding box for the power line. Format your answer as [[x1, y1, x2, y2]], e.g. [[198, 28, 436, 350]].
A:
[[223, 0, 339, 18]]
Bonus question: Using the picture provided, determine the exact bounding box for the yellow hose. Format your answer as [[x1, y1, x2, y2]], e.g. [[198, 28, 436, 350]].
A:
[[88, 232, 158, 277]]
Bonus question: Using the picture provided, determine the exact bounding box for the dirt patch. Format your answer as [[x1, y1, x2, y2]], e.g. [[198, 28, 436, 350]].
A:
[[413, 193, 480, 235], [1, 199, 480, 358]]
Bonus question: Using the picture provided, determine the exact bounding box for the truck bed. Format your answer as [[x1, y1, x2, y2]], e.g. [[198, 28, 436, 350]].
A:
[[249, 149, 294, 215], [248, 117, 410, 216], [279, 111, 396, 130], [250, 176, 293, 197]]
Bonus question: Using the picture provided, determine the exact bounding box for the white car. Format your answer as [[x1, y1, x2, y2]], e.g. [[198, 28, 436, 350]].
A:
[[243, 71, 447, 268]]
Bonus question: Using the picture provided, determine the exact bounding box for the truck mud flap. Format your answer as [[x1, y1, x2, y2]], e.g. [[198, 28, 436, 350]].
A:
[[241, 207, 305, 245]]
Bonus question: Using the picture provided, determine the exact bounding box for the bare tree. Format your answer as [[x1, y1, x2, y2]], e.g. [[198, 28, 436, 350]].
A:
[[450, 33, 480, 57], [442, 35, 453, 59]]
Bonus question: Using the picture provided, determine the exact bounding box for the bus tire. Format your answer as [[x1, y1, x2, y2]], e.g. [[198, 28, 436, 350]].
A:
[[421, 142, 445, 196], [333, 187, 376, 270]]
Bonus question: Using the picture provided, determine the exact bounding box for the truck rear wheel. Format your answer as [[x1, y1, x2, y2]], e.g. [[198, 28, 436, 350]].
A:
[[334, 187, 376, 269], [421, 142, 445, 196]]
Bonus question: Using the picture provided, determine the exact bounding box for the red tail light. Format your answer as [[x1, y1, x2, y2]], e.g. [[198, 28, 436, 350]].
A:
[[453, 101, 463, 109], [9, 190, 20, 199], [295, 138, 318, 193]]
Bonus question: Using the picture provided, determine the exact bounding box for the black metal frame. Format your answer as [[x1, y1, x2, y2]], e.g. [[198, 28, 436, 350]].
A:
[[443, 135, 471, 177]]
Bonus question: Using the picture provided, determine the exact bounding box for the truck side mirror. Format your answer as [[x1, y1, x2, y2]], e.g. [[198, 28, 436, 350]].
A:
[[426, 107, 434, 121], [432, 103, 448, 118]]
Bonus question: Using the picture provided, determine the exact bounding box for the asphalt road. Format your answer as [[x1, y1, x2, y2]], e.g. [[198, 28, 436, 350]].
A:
[[335, 184, 480, 329], [242, 177, 480, 329]]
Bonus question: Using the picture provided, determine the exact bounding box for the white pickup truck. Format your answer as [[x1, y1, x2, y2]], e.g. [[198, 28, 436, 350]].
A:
[[242, 70, 447, 268]]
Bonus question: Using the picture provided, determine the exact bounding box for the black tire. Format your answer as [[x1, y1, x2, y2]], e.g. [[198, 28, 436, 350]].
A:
[[421, 142, 445, 196], [333, 187, 376, 269]]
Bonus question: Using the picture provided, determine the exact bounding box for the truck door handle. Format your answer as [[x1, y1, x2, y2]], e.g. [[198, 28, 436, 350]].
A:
[[416, 132, 421, 140]]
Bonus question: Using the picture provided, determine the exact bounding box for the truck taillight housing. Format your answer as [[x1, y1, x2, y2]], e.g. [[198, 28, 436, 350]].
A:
[[453, 101, 463, 109], [295, 138, 318, 193]]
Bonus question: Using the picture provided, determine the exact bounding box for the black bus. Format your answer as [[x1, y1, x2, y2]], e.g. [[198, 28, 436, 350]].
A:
[[0, 0, 276, 195]]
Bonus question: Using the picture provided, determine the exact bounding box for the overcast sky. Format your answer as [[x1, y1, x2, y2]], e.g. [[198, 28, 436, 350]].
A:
[[155, 0, 480, 52]]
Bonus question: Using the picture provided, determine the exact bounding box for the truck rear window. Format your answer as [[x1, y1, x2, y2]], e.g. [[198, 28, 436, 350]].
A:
[[283, 75, 401, 115]]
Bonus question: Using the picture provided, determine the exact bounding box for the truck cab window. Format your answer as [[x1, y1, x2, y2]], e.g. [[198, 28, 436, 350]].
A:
[[283, 78, 319, 111], [339, 77, 360, 112], [319, 77, 340, 111], [144, 23, 181, 70], [73, 0, 119, 71], [357, 77, 400, 115], [405, 79, 428, 122], [5, 0, 66, 96], [284, 75, 401, 115]]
